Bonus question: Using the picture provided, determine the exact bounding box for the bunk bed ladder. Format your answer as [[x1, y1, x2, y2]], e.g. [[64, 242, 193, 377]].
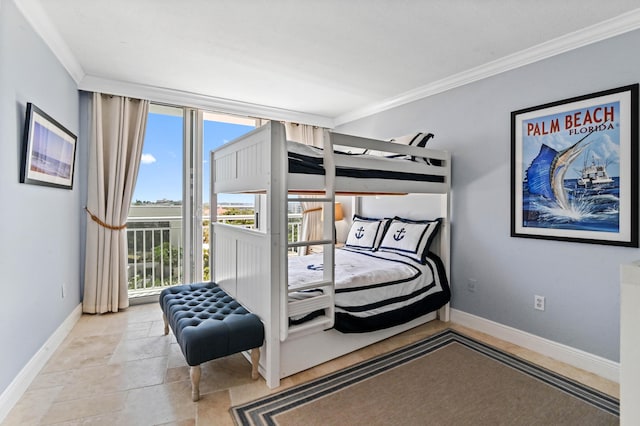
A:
[[281, 130, 337, 341]]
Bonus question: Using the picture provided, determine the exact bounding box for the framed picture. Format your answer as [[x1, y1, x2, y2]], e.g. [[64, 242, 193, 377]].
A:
[[20, 103, 77, 189], [511, 84, 639, 247]]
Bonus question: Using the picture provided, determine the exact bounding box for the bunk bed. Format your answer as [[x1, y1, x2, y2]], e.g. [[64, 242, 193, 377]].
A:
[[210, 121, 451, 388]]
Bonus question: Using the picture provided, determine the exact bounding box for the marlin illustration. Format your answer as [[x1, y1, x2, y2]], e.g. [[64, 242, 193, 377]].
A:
[[526, 131, 594, 210]]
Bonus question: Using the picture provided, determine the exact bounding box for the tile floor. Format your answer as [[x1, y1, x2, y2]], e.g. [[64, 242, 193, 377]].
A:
[[2, 303, 619, 425]]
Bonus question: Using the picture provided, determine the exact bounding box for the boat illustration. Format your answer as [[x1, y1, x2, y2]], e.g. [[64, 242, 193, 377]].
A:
[[576, 154, 614, 188]]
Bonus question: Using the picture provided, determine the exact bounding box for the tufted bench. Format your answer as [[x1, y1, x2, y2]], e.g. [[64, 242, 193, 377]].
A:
[[159, 282, 264, 401]]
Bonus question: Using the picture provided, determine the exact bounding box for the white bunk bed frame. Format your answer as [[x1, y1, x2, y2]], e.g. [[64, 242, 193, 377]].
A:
[[210, 121, 451, 388]]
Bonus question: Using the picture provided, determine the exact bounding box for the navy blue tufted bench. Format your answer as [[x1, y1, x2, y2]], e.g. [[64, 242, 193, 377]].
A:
[[159, 282, 264, 401]]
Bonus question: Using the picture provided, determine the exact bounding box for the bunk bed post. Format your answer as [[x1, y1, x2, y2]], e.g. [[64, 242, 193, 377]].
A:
[[209, 150, 216, 284], [437, 190, 451, 322], [436, 151, 451, 322], [322, 129, 336, 330], [266, 121, 287, 388]]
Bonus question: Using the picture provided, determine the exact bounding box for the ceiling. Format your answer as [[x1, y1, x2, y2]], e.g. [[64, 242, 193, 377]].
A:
[[17, 0, 640, 126]]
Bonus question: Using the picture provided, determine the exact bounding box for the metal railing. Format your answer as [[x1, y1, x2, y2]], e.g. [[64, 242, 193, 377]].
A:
[[126, 215, 183, 297], [127, 212, 303, 297]]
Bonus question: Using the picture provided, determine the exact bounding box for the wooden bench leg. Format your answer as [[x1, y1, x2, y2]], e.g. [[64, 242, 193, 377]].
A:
[[251, 347, 260, 380], [163, 314, 169, 335], [190, 365, 201, 402]]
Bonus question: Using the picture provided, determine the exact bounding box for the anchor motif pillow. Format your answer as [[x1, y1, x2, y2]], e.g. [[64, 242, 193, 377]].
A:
[[378, 217, 441, 263], [345, 217, 388, 250]]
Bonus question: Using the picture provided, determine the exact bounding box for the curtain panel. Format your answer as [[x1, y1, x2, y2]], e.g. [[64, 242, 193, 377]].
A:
[[83, 93, 149, 314]]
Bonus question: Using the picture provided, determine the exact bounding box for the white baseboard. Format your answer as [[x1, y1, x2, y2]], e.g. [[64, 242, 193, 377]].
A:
[[0, 303, 82, 423], [451, 308, 620, 383]]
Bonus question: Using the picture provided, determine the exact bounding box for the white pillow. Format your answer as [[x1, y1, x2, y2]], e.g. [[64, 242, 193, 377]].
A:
[[378, 218, 441, 263], [390, 132, 434, 148], [365, 132, 435, 163], [345, 217, 388, 250]]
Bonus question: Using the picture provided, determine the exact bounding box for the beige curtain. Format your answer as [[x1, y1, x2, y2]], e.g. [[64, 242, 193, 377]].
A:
[[83, 93, 149, 314], [286, 123, 326, 255], [285, 122, 324, 148], [298, 200, 323, 255]]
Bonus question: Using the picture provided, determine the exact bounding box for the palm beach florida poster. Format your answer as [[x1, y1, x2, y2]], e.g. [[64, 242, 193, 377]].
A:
[[511, 85, 638, 247]]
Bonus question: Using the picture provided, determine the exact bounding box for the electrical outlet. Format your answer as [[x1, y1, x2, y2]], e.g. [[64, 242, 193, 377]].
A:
[[534, 295, 545, 311], [467, 279, 477, 292]]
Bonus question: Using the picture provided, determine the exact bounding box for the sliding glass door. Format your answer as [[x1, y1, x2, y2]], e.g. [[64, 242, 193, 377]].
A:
[[127, 105, 184, 298], [127, 104, 255, 299]]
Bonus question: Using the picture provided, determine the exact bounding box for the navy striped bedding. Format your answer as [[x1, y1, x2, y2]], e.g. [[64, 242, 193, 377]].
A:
[[288, 248, 450, 333], [287, 141, 445, 183]]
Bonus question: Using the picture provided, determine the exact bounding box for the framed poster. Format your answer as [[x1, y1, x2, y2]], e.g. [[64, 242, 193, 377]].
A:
[[20, 103, 77, 189], [511, 84, 639, 247]]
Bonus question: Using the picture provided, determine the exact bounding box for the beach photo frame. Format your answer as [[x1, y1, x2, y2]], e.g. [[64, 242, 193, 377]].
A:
[[20, 103, 77, 190], [511, 84, 639, 247]]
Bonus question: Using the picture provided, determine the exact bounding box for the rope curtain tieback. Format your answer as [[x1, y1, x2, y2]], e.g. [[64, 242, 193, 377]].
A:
[[84, 206, 127, 230], [302, 207, 322, 214]]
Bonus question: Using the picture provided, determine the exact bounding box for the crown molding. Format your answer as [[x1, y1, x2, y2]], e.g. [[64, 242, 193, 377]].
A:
[[14, 0, 85, 84], [14, 0, 332, 126], [14, 0, 640, 128], [79, 75, 335, 128], [335, 8, 640, 126]]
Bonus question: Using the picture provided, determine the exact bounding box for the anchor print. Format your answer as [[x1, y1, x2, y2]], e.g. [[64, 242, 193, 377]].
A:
[[393, 227, 406, 241], [355, 226, 365, 239]]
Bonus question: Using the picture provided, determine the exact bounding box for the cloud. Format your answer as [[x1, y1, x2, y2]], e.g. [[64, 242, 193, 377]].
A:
[[140, 153, 157, 164]]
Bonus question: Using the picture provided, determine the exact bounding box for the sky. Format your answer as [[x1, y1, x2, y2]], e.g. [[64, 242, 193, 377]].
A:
[[132, 112, 255, 204]]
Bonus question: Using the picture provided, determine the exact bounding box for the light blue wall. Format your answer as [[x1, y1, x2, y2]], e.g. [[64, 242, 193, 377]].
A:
[[0, 0, 81, 393], [336, 29, 640, 362]]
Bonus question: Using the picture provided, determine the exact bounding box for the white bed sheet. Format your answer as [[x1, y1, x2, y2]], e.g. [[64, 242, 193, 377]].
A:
[[288, 248, 444, 318]]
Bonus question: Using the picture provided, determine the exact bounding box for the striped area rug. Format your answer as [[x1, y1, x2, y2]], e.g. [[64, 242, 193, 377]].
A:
[[231, 329, 618, 425]]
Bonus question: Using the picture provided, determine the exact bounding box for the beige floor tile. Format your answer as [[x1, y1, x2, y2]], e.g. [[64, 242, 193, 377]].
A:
[[198, 355, 261, 394], [42, 333, 122, 374], [167, 343, 188, 369], [120, 319, 153, 340], [228, 378, 273, 407], [66, 316, 117, 338], [109, 335, 171, 364], [40, 392, 127, 424], [44, 413, 125, 426], [2, 386, 64, 426], [55, 356, 168, 402], [149, 319, 169, 337], [195, 390, 234, 426], [2, 304, 618, 425], [116, 380, 196, 425], [27, 370, 74, 391], [158, 420, 196, 426], [166, 365, 190, 384]]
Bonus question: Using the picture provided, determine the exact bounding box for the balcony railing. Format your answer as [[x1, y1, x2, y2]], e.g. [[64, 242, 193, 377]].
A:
[[127, 212, 302, 297], [126, 215, 183, 297]]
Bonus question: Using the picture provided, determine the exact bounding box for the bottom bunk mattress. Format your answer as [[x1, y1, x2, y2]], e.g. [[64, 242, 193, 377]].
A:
[[288, 248, 450, 333]]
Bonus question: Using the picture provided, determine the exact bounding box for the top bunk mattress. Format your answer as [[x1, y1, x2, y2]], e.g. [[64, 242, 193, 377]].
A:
[[287, 140, 446, 184]]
